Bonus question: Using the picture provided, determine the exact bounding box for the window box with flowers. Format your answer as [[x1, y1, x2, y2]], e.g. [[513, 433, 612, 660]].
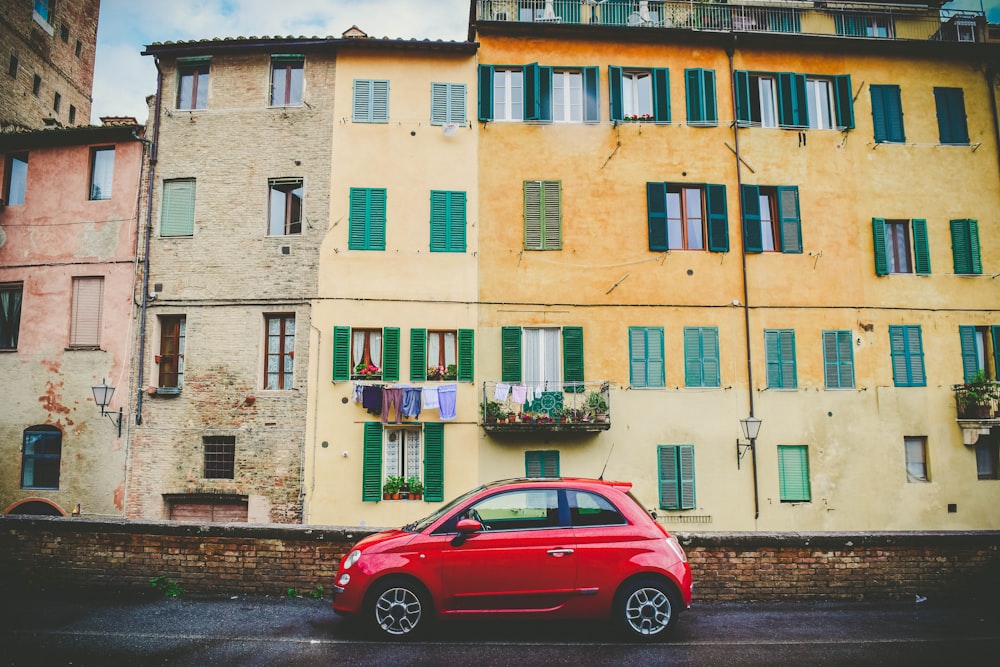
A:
[[354, 362, 381, 380], [622, 113, 654, 123], [427, 364, 457, 381]]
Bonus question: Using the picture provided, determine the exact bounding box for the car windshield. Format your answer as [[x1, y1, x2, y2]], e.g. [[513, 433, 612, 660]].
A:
[[403, 484, 485, 533]]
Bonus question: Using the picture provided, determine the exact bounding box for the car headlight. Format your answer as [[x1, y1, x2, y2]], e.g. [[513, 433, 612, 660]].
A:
[[665, 536, 688, 563], [343, 549, 361, 569], [337, 573, 351, 587]]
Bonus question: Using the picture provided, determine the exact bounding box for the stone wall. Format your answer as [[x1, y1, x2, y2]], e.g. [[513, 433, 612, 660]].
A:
[[2, 517, 999, 602]]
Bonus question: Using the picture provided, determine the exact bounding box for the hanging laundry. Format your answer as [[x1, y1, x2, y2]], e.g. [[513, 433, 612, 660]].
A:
[[437, 384, 458, 420], [401, 388, 422, 418], [511, 385, 527, 405], [382, 388, 403, 425], [361, 385, 383, 415], [352, 383, 364, 404], [422, 385, 440, 410], [494, 382, 511, 401]]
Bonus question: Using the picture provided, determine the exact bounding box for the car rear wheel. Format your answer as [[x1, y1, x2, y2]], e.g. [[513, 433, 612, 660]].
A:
[[615, 578, 680, 641], [365, 578, 430, 640]]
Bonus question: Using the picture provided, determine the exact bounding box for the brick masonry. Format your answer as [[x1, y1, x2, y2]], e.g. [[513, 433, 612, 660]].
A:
[[2, 517, 998, 602]]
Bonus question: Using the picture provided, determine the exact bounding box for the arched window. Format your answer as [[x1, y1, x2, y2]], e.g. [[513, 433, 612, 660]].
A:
[[22, 425, 61, 489]]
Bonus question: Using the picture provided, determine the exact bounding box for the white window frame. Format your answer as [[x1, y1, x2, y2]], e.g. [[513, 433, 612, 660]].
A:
[[523, 327, 562, 390], [904, 436, 929, 483], [622, 71, 653, 118], [806, 78, 834, 130], [384, 427, 422, 483], [493, 69, 523, 121], [552, 70, 583, 122]]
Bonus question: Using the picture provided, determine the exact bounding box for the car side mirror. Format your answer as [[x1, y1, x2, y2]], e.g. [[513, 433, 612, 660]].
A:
[[455, 518, 482, 534]]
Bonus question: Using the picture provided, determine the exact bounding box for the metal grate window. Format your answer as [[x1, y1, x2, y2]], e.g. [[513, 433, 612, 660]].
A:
[[203, 436, 235, 479]]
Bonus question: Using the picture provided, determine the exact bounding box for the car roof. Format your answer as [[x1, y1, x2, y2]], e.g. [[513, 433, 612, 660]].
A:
[[483, 477, 633, 493]]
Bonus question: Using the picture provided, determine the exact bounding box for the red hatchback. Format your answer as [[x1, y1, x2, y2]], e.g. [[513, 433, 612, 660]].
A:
[[332, 478, 692, 640]]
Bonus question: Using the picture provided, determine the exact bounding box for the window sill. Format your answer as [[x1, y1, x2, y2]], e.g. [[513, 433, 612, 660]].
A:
[[65, 345, 102, 351], [32, 12, 55, 35], [151, 387, 181, 396]]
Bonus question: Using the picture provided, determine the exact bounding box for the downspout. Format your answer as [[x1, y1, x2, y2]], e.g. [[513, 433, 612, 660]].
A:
[[987, 64, 1000, 180], [728, 37, 759, 522], [135, 58, 163, 427]]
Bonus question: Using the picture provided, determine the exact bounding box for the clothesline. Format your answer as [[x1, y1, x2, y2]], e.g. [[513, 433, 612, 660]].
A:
[[352, 382, 458, 424]]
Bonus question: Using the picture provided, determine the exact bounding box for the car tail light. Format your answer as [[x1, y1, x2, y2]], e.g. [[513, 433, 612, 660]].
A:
[[665, 536, 687, 563]]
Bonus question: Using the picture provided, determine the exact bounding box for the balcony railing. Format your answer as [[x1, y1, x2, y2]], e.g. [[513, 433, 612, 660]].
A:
[[954, 381, 1000, 421], [476, 1, 985, 43], [482, 380, 611, 432]]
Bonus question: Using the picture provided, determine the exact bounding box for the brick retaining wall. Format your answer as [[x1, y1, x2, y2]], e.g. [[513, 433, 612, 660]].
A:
[[2, 517, 998, 602]]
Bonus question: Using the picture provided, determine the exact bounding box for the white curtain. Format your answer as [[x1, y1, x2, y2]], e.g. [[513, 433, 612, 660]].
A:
[[524, 328, 561, 390]]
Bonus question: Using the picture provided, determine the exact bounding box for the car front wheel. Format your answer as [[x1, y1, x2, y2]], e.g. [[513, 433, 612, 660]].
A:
[[615, 578, 680, 641], [365, 578, 430, 640]]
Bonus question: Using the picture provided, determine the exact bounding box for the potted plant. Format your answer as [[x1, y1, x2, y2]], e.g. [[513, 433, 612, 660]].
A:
[[958, 370, 998, 418], [507, 411, 517, 423], [354, 362, 381, 380], [587, 391, 609, 422], [481, 400, 505, 423], [382, 475, 402, 500], [407, 476, 424, 500]]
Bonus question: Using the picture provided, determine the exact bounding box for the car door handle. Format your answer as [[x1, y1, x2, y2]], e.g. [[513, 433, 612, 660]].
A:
[[547, 548, 574, 557]]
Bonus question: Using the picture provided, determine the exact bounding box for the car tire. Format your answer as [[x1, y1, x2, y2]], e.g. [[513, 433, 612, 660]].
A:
[[614, 577, 680, 641], [364, 577, 431, 640]]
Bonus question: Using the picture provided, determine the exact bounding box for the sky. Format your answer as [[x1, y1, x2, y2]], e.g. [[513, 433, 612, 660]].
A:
[[91, 0, 1000, 124]]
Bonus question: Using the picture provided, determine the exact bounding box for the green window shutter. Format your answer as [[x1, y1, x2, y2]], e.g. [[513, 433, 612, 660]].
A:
[[382, 327, 400, 381], [870, 84, 887, 142], [870, 84, 904, 143], [332, 326, 351, 381], [685, 68, 716, 125], [765, 329, 797, 389], [369, 189, 387, 250], [652, 67, 671, 123], [430, 190, 466, 253], [777, 72, 806, 127], [705, 184, 729, 252], [537, 66, 553, 123], [658, 445, 679, 510], [647, 182, 668, 251], [562, 326, 585, 392], [372, 80, 389, 122], [959, 325, 980, 382], [583, 67, 600, 123], [457, 329, 474, 383], [478, 65, 494, 121], [349, 188, 386, 251], [629, 327, 648, 388], [423, 422, 444, 502], [993, 326, 1000, 380], [934, 87, 969, 145], [501, 326, 522, 383], [524, 181, 542, 249], [740, 184, 763, 253], [362, 422, 383, 502], [678, 445, 696, 510], [912, 218, 931, 275], [542, 181, 562, 249], [951, 219, 981, 275], [525, 181, 561, 250], [823, 330, 854, 389], [685, 327, 719, 388], [630, 326, 665, 389], [778, 445, 811, 502], [410, 328, 427, 381], [872, 218, 889, 276], [524, 62, 541, 121], [608, 66, 623, 121], [353, 80, 389, 122], [161, 179, 196, 236], [430, 82, 466, 126], [890, 325, 926, 387], [734, 70, 751, 125], [526, 450, 560, 477], [702, 328, 720, 387], [833, 74, 854, 130], [777, 186, 802, 254]]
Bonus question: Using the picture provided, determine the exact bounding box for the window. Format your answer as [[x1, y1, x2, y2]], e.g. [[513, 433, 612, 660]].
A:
[[778, 445, 811, 502], [60, 24, 68, 42], [685, 68, 717, 125], [68, 104, 75, 124], [684, 327, 720, 388], [3, 152, 27, 206], [362, 422, 444, 501], [870, 84, 905, 143], [332, 326, 400, 381], [89, 147, 114, 200], [69, 276, 103, 348], [75, 40, 82, 58], [551, 70, 582, 122], [735, 72, 777, 127], [32, 74, 40, 96], [480, 64, 599, 123], [270, 55, 303, 107], [835, 13, 893, 38], [765, 329, 797, 389], [524, 180, 562, 250], [805, 78, 835, 130], [889, 325, 926, 387], [501, 326, 584, 392], [409, 328, 474, 382], [158, 315, 185, 389], [353, 79, 389, 123], [646, 182, 729, 252], [203, 436, 235, 479], [348, 187, 386, 250], [352, 328, 383, 379], [430, 82, 466, 125], [950, 219, 982, 275], [872, 218, 930, 275], [526, 450, 560, 477], [490, 68, 523, 121], [8, 54, 17, 78], [959, 325, 999, 382], [53, 91, 60, 113], [823, 330, 855, 389], [268, 178, 303, 235], [976, 439, 999, 480], [934, 87, 969, 145], [462, 489, 560, 531], [0, 282, 23, 350], [904, 436, 929, 482], [34, 0, 53, 24], [160, 179, 196, 236], [429, 190, 466, 252], [629, 326, 665, 389], [177, 59, 209, 110], [658, 445, 696, 510], [737, 71, 852, 129], [609, 67, 669, 123], [21, 425, 61, 489], [741, 185, 801, 253], [570, 490, 627, 527], [265, 314, 294, 390]]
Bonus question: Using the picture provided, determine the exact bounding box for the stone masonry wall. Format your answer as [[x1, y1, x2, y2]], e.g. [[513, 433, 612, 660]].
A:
[[2, 517, 998, 602]]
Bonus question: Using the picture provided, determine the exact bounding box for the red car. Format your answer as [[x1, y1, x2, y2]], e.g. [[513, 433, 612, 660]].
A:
[[332, 478, 692, 640]]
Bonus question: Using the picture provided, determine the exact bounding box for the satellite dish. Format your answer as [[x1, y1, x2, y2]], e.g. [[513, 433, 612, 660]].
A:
[[442, 122, 458, 137]]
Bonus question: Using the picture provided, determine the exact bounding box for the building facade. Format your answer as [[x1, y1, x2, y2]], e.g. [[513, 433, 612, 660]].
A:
[[0, 0, 100, 131], [0, 121, 145, 517]]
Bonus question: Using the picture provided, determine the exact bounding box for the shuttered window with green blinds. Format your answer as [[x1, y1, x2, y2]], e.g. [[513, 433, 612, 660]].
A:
[[684, 68, 717, 126], [872, 218, 930, 275], [430, 82, 466, 125], [331, 326, 399, 382], [348, 188, 386, 251], [502, 326, 583, 389], [870, 84, 905, 143], [684, 327, 720, 388], [822, 330, 854, 389], [423, 423, 445, 501], [608, 66, 670, 123], [950, 219, 982, 275], [429, 190, 466, 253], [353, 79, 389, 123], [361, 422, 383, 501], [410, 328, 474, 382], [889, 325, 926, 387], [934, 87, 969, 145], [629, 326, 665, 389], [741, 185, 801, 253], [658, 445, 696, 510], [959, 325, 1000, 382], [778, 445, 811, 502], [524, 180, 562, 250], [765, 329, 797, 389], [161, 179, 196, 237], [562, 326, 585, 393], [361, 422, 445, 502], [525, 450, 560, 478]]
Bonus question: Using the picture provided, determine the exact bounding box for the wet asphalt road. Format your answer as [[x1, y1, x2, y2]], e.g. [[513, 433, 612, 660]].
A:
[[1, 591, 998, 666]]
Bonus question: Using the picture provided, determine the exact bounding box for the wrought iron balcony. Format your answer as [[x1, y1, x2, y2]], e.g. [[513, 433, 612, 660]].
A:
[[482, 380, 611, 433], [954, 380, 1000, 421], [476, 1, 986, 43]]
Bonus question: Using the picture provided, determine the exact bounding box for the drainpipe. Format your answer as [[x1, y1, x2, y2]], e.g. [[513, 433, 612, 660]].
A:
[[728, 37, 760, 522], [135, 58, 163, 427], [987, 64, 1000, 180]]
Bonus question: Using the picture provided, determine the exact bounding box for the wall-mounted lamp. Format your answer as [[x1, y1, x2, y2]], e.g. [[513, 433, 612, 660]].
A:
[[737, 415, 762, 520], [92, 378, 123, 437]]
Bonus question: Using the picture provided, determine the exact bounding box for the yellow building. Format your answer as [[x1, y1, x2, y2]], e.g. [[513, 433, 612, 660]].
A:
[[470, 0, 1000, 530]]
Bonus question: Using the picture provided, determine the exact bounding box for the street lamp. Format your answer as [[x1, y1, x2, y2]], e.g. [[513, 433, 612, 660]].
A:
[[737, 415, 762, 520], [92, 378, 123, 437]]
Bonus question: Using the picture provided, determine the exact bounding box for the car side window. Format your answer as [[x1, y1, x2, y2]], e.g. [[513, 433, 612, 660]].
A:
[[462, 489, 560, 532], [570, 490, 627, 527]]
